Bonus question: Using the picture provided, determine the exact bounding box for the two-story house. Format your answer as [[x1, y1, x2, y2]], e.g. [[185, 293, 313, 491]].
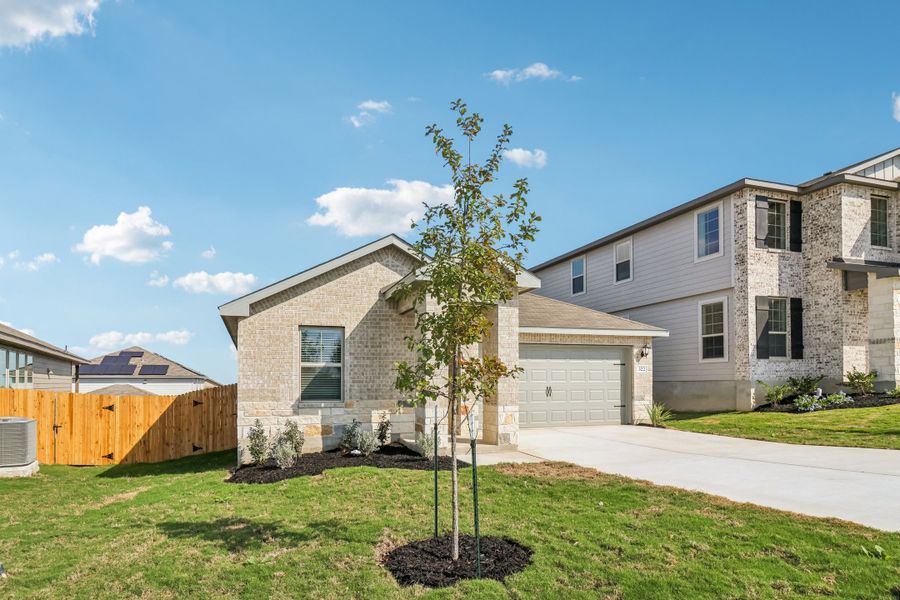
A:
[[531, 148, 900, 411]]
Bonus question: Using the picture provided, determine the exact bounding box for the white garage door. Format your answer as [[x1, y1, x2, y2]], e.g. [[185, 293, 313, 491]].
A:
[[519, 344, 628, 427]]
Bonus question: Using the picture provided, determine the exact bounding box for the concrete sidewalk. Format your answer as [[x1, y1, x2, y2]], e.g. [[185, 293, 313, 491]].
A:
[[474, 426, 900, 531]]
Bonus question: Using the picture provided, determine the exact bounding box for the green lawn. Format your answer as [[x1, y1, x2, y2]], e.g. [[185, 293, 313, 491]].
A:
[[1, 453, 898, 599], [668, 404, 900, 450]]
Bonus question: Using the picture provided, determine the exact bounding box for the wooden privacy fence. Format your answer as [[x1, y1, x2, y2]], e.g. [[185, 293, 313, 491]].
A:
[[0, 384, 236, 465]]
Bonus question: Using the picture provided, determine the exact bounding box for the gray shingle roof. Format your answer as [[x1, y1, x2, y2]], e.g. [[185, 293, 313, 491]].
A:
[[0, 322, 86, 364], [84, 347, 219, 384], [518, 293, 666, 334], [86, 384, 157, 396]]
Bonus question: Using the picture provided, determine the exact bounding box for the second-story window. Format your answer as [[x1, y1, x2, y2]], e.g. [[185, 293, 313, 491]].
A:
[[696, 204, 721, 260], [614, 239, 632, 283], [871, 195, 889, 247], [767, 202, 787, 250], [571, 257, 585, 295]]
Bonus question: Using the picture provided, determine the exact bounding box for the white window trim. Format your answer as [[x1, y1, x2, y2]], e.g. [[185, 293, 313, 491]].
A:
[[871, 194, 891, 249], [766, 200, 788, 251], [698, 296, 728, 363], [768, 297, 789, 359], [693, 201, 724, 263], [570, 255, 586, 296], [612, 238, 633, 285], [299, 326, 345, 404]]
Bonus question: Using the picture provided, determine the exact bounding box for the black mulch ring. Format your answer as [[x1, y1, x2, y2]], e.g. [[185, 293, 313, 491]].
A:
[[755, 394, 900, 413], [383, 533, 532, 588], [226, 442, 453, 484]]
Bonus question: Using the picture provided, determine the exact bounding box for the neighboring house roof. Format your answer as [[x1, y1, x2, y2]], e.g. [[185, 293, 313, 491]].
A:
[[0, 322, 86, 364], [518, 293, 668, 337], [219, 233, 543, 344], [531, 147, 900, 272], [87, 384, 157, 396], [80, 346, 219, 384]]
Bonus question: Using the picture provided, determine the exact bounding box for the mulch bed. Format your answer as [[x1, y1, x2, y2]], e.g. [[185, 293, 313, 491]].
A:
[[755, 394, 900, 413], [226, 442, 454, 484], [383, 533, 532, 588]]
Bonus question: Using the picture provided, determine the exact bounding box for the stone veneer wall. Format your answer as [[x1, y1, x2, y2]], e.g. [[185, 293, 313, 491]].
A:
[[732, 182, 900, 408], [236, 247, 419, 461], [517, 332, 655, 423]]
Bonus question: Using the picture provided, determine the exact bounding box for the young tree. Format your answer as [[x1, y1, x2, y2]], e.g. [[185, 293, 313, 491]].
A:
[[395, 99, 540, 560]]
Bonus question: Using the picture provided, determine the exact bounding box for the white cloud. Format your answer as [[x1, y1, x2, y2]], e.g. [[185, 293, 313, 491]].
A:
[[15, 252, 59, 272], [147, 271, 169, 287], [504, 148, 548, 169], [85, 329, 194, 351], [308, 179, 453, 237], [358, 100, 391, 113], [893, 92, 900, 123], [0, 0, 101, 48], [487, 62, 581, 85], [172, 271, 257, 295], [7, 250, 20, 260], [201, 245, 216, 259], [74, 206, 173, 264], [347, 99, 392, 128]]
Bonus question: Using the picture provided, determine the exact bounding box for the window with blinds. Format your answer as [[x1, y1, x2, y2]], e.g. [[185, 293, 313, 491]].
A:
[[614, 238, 632, 283], [300, 327, 343, 402]]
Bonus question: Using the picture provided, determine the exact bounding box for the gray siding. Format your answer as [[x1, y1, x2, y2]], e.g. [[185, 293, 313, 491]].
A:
[[621, 292, 735, 382], [32, 354, 75, 392], [535, 198, 734, 314]]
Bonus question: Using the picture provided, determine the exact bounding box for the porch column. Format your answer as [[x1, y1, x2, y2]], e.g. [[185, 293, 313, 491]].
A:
[[867, 275, 900, 388], [481, 296, 519, 446]]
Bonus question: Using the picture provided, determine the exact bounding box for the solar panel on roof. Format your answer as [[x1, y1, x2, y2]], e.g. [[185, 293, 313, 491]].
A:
[[119, 351, 144, 358], [79, 364, 136, 375], [139, 365, 168, 376]]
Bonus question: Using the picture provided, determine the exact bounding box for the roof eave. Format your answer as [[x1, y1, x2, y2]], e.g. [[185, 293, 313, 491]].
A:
[[519, 326, 669, 338]]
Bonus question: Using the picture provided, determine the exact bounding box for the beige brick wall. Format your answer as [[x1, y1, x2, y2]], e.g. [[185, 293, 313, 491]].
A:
[[236, 246, 419, 461], [733, 182, 900, 407], [517, 332, 655, 424]]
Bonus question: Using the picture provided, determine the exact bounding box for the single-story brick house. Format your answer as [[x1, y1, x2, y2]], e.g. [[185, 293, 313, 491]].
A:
[[219, 235, 667, 462]]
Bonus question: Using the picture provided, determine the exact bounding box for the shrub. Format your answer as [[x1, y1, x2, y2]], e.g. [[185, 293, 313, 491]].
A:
[[376, 414, 391, 447], [846, 368, 877, 395], [647, 402, 672, 427], [756, 380, 793, 405], [280, 420, 305, 458], [246, 419, 269, 464], [340, 418, 362, 452], [357, 431, 379, 457], [272, 438, 295, 469], [888, 388, 900, 399], [795, 391, 853, 413], [786, 375, 824, 396], [416, 430, 436, 458]]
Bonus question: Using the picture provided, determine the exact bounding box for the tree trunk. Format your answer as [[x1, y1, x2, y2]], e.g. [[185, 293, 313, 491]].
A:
[[449, 348, 459, 561]]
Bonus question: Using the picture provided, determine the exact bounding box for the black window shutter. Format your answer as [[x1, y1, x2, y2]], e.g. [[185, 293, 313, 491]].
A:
[[789, 200, 802, 252], [756, 296, 770, 359], [790, 297, 804, 359], [755, 196, 769, 249]]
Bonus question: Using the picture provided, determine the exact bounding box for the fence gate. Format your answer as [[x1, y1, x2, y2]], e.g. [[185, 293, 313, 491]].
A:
[[52, 393, 116, 466]]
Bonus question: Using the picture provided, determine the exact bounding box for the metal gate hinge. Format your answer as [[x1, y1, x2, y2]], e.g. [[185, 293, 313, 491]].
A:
[[103, 404, 115, 412], [193, 400, 203, 407], [102, 452, 114, 460]]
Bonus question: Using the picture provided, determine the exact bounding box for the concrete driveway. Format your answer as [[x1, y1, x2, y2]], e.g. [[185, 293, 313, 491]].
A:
[[484, 426, 900, 531]]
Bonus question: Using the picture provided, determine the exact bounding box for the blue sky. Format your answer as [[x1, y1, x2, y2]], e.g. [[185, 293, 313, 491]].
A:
[[0, 1, 898, 384]]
